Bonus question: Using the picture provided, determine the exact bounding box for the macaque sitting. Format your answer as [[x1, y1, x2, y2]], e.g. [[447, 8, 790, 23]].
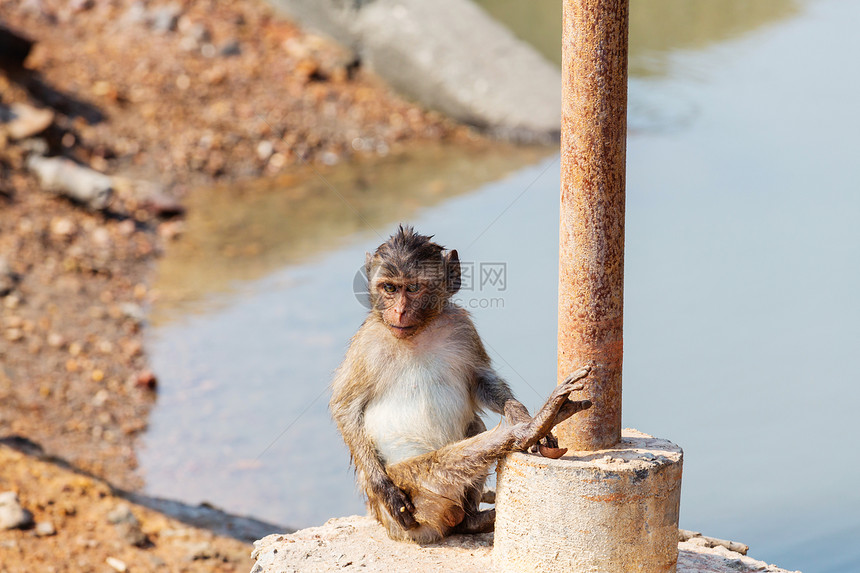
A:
[[330, 226, 592, 543]]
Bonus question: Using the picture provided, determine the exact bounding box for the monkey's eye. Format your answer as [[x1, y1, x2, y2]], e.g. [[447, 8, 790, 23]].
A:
[[406, 283, 421, 293], [382, 283, 397, 293]]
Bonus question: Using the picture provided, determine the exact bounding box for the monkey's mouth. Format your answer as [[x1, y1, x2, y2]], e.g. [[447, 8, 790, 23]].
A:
[[387, 323, 419, 338]]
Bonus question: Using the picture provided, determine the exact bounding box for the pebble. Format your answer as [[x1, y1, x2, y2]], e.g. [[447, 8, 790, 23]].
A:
[[148, 4, 182, 34], [50, 217, 77, 238], [157, 220, 185, 241], [0, 258, 16, 296], [185, 540, 216, 561], [106, 556, 128, 572], [116, 219, 136, 236], [28, 156, 114, 211], [107, 504, 149, 547], [0, 491, 34, 531], [70, 0, 94, 13], [256, 140, 274, 161], [135, 370, 158, 391], [34, 520, 57, 537], [91, 226, 112, 248], [200, 43, 217, 58], [92, 389, 109, 407], [219, 40, 241, 57], [17, 137, 49, 156], [120, 302, 145, 322], [5, 328, 23, 342], [47, 332, 66, 348], [1, 102, 55, 140]]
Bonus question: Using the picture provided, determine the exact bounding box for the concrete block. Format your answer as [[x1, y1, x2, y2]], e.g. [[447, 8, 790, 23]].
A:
[[267, 0, 562, 141], [494, 428, 683, 573]]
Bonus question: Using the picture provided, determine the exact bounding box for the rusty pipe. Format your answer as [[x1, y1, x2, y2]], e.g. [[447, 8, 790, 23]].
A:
[[555, 0, 629, 451]]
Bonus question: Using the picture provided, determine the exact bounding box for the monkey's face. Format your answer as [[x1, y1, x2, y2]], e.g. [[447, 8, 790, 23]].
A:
[[372, 276, 443, 339], [365, 226, 461, 339]]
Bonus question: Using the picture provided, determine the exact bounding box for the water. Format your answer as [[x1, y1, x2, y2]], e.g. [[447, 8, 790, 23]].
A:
[[140, 1, 860, 571]]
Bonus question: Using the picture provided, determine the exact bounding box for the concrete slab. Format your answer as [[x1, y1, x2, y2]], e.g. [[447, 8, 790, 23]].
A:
[[250, 515, 799, 572]]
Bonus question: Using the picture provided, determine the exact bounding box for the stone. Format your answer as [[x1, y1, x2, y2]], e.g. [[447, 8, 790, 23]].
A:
[[219, 40, 241, 57], [148, 4, 182, 33], [107, 504, 149, 547], [34, 520, 56, 536], [184, 540, 216, 561], [0, 103, 55, 140], [0, 491, 34, 530], [27, 155, 113, 211], [70, 0, 94, 13], [105, 557, 128, 572], [0, 257, 18, 296]]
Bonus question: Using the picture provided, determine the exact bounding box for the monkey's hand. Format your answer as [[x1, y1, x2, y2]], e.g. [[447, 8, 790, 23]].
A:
[[374, 475, 418, 530]]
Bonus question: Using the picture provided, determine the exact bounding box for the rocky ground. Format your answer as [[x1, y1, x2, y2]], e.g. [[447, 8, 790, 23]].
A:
[[0, 0, 468, 570]]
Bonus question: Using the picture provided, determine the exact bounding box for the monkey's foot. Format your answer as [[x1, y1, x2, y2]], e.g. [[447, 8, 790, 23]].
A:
[[532, 367, 593, 457], [518, 369, 591, 452], [453, 508, 495, 534], [480, 489, 496, 505]]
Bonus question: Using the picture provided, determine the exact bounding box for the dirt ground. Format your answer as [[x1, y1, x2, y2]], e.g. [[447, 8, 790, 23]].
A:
[[0, 0, 470, 570]]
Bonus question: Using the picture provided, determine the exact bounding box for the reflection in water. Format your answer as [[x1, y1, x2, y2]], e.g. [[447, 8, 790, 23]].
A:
[[150, 143, 550, 325], [473, 0, 800, 76]]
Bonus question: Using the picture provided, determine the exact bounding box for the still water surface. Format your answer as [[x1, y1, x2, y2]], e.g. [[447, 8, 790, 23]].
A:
[[140, 1, 859, 571]]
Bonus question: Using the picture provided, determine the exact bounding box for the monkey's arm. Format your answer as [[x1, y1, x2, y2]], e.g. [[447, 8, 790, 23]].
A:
[[474, 368, 531, 426], [330, 374, 418, 531]]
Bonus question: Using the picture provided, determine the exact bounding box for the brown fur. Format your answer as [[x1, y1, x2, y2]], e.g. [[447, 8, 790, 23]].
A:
[[330, 226, 592, 542]]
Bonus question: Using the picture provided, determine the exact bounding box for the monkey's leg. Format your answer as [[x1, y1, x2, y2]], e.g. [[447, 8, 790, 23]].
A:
[[390, 372, 591, 504], [422, 368, 593, 480], [450, 415, 495, 533], [384, 371, 592, 540], [452, 389, 593, 534], [452, 461, 495, 534]]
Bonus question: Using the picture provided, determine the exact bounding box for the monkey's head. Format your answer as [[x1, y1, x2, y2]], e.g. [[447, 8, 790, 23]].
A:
[[366, 225, 461, 339]]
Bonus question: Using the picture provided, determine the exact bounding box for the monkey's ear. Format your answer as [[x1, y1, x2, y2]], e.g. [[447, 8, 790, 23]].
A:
[[445, 249, 461, 294], [365, 252, 373, 279]]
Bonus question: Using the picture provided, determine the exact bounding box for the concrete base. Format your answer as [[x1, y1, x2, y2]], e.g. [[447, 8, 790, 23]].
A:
[[494, 428, 683, 573], [250, 516, 801, 573]]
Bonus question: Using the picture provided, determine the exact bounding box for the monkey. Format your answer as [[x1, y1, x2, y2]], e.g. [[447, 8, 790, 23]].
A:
[[329, 225, 592, 543]]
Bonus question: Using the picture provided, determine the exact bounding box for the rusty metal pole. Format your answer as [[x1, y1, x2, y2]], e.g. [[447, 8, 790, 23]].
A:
[[555, 0, 629, 451], [495, 7, 682, 570]]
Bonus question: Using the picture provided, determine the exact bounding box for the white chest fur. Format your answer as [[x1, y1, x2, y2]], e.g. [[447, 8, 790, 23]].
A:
[[363, 334, 474, 465]]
